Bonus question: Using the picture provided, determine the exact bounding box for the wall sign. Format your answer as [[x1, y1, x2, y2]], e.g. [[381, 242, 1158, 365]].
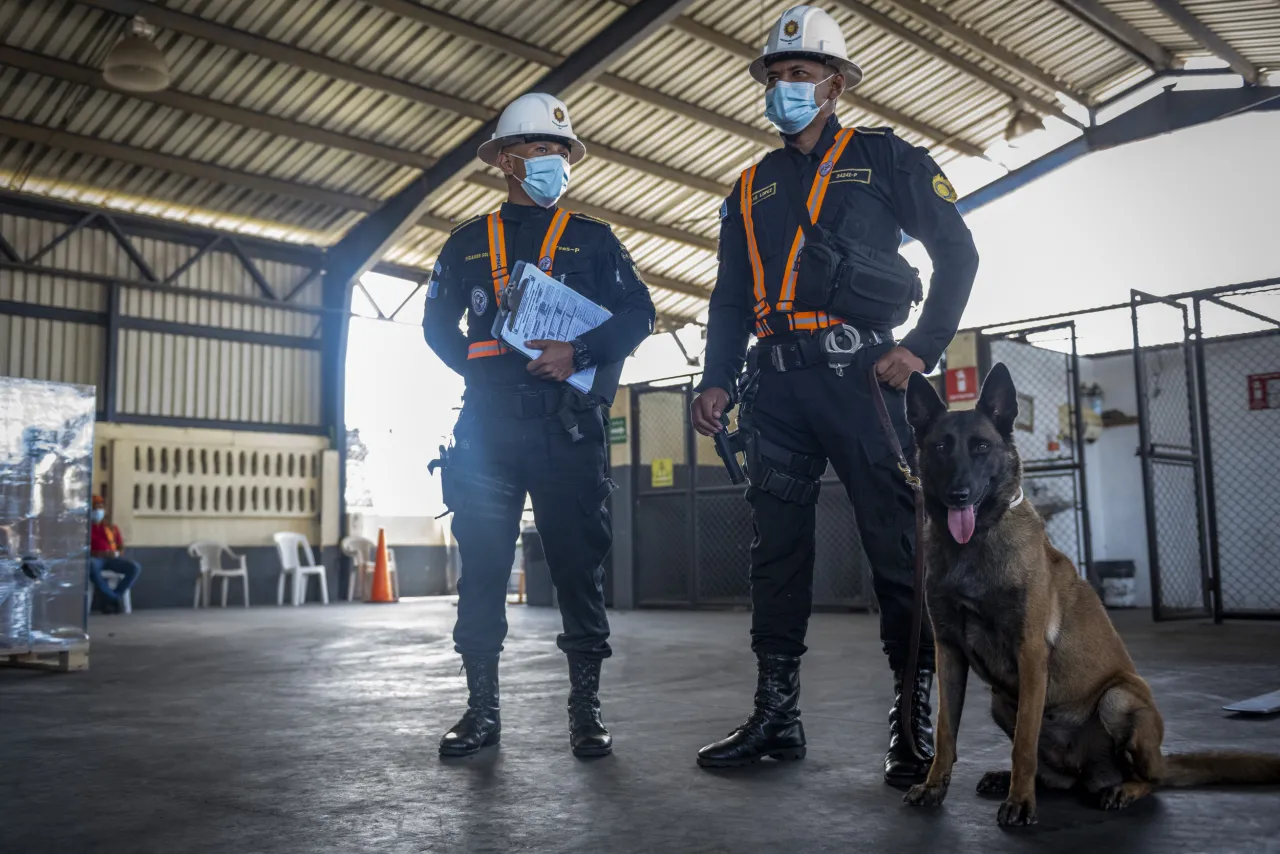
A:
[[945, 366, 978, 403], [1248, 373, 1280, 410], [608, 416, 627, 445], [651, 458, 674, 488]]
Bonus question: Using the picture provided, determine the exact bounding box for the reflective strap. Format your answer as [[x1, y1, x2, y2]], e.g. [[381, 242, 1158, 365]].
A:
[[467, 339, 508, 360], [486, 213, 508, 298], [538, 208, 572, 273], [755, 311, 845, 338], [787, 311, 844, 332], [739, 165, 771, 322], [777, 128, 857, 312], [487, 209, 572, 294]]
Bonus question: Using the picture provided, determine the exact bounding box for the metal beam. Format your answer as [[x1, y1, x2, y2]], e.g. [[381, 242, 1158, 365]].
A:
[[0, 188, 327, 270], [117, 316, 323, 350], [902, 81, 1280, 236], [833, 0, 1074, 123], [1145, 0, 1259, 84], [874, 0, 1092, 105], [1047, 0, 1176, 71], [668, 16, 985, 157], [0, 117, 378, 213]]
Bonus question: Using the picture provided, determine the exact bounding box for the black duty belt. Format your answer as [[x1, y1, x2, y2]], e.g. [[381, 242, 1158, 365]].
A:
[[470, 388, 564, 419], [750, 325, 884, 374]]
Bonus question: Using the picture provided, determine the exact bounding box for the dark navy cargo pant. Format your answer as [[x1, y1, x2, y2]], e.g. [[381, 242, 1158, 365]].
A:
[[743, 341, 934, 672], [447, 397, 614, 660]]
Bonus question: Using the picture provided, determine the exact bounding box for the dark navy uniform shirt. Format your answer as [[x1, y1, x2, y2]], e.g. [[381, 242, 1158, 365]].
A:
[[700, 115, 979, 395], [423, 202, 656, 405]]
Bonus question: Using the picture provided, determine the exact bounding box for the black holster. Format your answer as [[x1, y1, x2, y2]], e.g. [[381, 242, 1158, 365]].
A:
[[429, 444, 464, 517]]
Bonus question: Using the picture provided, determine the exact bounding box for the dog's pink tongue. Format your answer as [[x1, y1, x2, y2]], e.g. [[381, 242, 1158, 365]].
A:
[[948, 505, 977, 544]]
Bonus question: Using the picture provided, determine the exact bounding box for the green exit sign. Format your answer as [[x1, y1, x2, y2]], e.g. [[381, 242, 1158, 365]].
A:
[[608, 416, 627, 445]]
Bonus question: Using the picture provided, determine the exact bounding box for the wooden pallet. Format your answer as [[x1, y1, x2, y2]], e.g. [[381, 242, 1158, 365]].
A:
[[0, 643, 89, 673]]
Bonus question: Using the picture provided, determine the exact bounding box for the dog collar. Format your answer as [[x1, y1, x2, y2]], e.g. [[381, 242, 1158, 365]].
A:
[[1009, 487, 1025, 509]]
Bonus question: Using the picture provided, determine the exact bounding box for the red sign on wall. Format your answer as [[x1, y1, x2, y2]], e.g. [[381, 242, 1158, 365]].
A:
[[946, 366, 978, 402], [1248, 372, 1280, 410]]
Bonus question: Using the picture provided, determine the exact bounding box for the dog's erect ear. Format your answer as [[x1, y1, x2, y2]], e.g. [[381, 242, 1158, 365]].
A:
[[977, 362, 1018, 437], [906, 371, 947, 437]]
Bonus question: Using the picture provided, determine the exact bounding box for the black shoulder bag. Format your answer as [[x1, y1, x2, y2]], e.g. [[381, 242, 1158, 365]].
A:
[[778, 154, 923, 330]]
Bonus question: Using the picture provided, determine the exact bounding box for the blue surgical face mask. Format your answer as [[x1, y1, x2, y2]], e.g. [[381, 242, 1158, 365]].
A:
[[91, 509, 105, 523], [764, 75, 834, 135], [512, 154, 571, 208]]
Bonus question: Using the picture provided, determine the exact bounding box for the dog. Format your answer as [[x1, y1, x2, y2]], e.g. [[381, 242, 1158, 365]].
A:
[[900, 362, 1280, 826]]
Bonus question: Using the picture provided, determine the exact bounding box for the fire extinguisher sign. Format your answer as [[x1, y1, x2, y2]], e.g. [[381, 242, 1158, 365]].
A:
[[946, 366, 978, 402], [1248, 372, 1280, 410]]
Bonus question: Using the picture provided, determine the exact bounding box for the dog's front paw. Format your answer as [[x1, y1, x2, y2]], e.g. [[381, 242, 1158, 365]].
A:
[[1097, 782, 1149, 811], [996, 796, 1038, 827], [904, 778, 950, 807], [976, 770, 1011, 796]]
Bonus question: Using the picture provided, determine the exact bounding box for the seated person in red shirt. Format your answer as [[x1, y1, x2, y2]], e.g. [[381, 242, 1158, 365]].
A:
[[89, 495, 141, 614]]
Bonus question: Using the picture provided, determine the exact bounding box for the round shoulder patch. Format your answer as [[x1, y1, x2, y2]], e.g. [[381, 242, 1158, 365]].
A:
[[469, 286, 489, 316], [819, 161, 833, 177], [932, 174, 958, 203]]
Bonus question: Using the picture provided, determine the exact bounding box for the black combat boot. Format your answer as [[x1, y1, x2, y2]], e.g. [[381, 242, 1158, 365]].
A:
[[567, 655, 613, 757], [439, 655, 501, 757], [696, 653, 806, 768], [884, 668, 935, 787]]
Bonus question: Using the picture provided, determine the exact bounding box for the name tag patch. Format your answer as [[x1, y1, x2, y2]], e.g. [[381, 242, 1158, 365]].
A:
[[464, 251, 489, 262], [830, 168, 872, 185], [751, 183, 777, 206]]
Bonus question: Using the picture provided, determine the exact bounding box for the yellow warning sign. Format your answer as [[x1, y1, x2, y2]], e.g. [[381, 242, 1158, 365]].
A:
[[651, 458, 674, 488]]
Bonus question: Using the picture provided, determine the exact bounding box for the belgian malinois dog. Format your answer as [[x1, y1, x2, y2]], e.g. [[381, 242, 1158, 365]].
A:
[[901, 363, 1280, 826]]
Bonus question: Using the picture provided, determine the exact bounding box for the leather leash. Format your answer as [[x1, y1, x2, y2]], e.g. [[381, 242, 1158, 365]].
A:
[[868, 364, 930, 762]]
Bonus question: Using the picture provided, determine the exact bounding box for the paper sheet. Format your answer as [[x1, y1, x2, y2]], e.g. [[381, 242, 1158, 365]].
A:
[[495, 262, 611, 395]]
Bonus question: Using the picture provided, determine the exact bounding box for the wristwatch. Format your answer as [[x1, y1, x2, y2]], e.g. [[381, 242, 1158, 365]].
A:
[[570, 337, 593, 372]]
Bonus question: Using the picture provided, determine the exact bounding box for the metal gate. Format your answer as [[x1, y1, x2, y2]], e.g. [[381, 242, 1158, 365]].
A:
[[630, 382, 871, 610], [982, 322, 1093, 580], [1130, 292, 1212, 620], [1133, 282, 1280, 621]]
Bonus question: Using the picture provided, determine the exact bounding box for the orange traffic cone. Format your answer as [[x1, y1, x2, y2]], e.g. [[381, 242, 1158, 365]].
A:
[[368, 527, 396, 604]]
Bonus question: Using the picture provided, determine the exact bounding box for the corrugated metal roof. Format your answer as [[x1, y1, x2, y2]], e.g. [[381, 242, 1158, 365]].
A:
[[2, 0, 1277, 326]]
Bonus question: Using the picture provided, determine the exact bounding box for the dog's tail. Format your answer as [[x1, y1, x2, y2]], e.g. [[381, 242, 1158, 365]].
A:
[[1158, 752, 1280, 787]]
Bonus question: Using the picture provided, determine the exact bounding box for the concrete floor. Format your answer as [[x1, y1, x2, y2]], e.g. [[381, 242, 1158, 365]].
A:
[[2, 602, 1279, 854]]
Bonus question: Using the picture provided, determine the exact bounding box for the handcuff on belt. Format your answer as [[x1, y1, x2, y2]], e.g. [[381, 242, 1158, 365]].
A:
[[820, 324, 864, 377]]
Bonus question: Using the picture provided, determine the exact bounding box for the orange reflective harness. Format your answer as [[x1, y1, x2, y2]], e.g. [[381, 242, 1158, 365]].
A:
[[466, 208, 573, 359], [741, 128, 856, 338]]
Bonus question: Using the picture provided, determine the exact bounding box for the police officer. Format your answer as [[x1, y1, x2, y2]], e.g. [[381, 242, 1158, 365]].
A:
[[690, 6, 979, 786], [423, 92, 656, 758]]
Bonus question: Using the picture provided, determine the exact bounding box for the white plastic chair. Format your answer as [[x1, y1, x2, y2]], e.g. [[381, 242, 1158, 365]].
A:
[[273, 532, 330, 607], [98, 570, 133, 615], [188, 540, 250, 608], [341, 535, 400, 601]]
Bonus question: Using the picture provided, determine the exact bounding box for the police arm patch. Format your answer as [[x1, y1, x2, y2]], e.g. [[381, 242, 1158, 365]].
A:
[[719, 199, 729, 221], [932, 173, 958, 203]]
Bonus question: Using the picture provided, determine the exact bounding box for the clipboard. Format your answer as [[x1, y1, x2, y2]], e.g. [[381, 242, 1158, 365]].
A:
[[491, 260, 611, 395]]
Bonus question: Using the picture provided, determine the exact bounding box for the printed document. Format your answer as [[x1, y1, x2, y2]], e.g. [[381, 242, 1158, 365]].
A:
[[494, 262, 610, 395]]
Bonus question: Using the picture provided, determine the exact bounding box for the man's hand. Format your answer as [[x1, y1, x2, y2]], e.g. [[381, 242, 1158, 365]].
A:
[[875, 346, 925, 390], [525, 340, 576, 383], [691, 387, 731, 437]]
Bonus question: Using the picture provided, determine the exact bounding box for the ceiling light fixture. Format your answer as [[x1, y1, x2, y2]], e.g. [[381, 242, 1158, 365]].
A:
[[102, 16, 171, 93]]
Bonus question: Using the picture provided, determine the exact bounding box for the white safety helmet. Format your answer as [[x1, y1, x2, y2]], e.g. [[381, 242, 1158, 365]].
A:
[[749, 5, 863, 88], [477, 93, 587, 167]]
